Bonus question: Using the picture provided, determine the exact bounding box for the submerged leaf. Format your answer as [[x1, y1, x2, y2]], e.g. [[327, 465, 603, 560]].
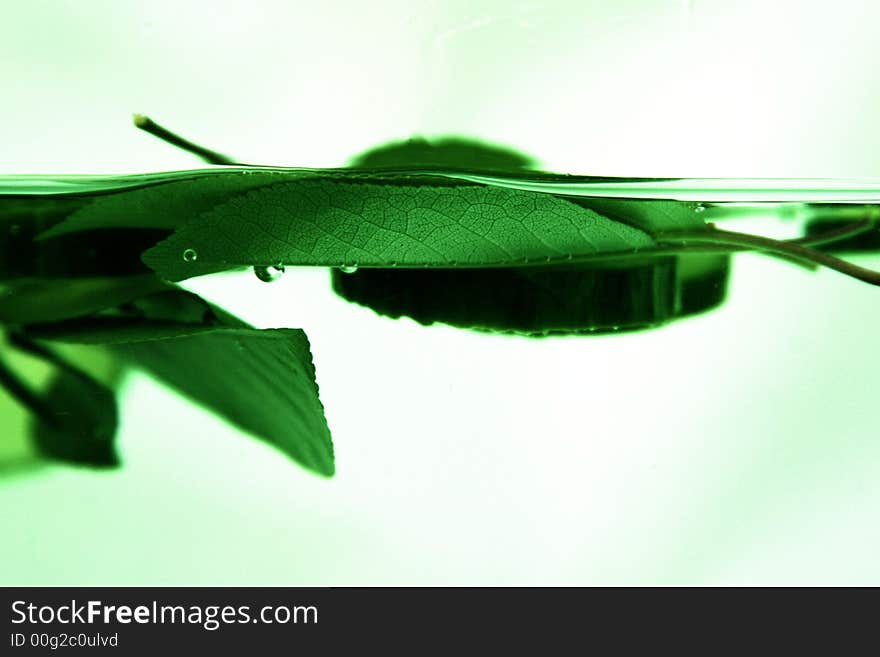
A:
[[0, 196, 166, 280], [333, 261, 674, 334], [27, 290, 334, 476], [119, 327, 333, 475], [0, 335, 121, 468], [675, 254, 731, 317], [142, 181, 655, 281], [333, 255, 730, 334], [0, 196, 88, 242], [0, 274, 170, 325], [31, 366, 119, 468]]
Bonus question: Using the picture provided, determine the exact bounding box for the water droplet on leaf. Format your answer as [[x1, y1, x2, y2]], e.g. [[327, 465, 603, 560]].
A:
[[182, 248, 198, 262], [339, 264, 359, 274], [695, 203, 706, 213], [253, 264, 285, 282]]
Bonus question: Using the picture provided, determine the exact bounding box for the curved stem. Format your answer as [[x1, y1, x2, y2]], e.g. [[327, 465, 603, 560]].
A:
[[659, 224, 880, 286]]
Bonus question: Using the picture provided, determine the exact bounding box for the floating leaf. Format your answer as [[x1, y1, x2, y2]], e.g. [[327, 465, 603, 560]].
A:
[[327, 138, 719, 334], [570, 198, 707, 234], [142, 182, 655, 281], [38, 172, 293, 238]]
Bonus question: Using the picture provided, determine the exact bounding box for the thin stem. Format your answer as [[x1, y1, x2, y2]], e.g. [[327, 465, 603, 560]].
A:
[[652, 218, 877, 270], [133, 114, 242, 166], [515, 216, 879, 273], [659, 225, 880, 286], [792, 218, 877, 248]]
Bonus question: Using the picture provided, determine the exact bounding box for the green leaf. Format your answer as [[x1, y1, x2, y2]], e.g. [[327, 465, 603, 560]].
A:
[[333, 261, 675, 334], [0, 335, 121, 468], [333, 254, 730, 335], [1, 217, 165, 281], [119, 327, 333, 475], [141, 181, 655, 281], [0, 195, 88, 239], [675, 254, 731, 318], [37, 171, 293, 239], [0, 274, 170, 325], [126, 328, 333, 475], [27, 318, 232, 344], [0, 195, 139, 280], [27, 290, 334, 476], [569, 198, 707, 234], [0, 342, 50, 470], [31, 365, 119, 468], [348, 135, 537, 170], [0, 194, 163, 282], [327, 138, 720, 335]]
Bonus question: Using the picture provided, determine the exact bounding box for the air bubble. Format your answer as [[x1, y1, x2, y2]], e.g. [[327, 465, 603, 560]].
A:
[[182, 248, 198, 262], [253, 263, 285, 283], [694, 203, 706, 213], [339, 264, 359, 274]]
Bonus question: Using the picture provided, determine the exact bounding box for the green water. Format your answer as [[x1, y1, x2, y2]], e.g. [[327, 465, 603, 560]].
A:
[[4, 170, 880, 201]]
